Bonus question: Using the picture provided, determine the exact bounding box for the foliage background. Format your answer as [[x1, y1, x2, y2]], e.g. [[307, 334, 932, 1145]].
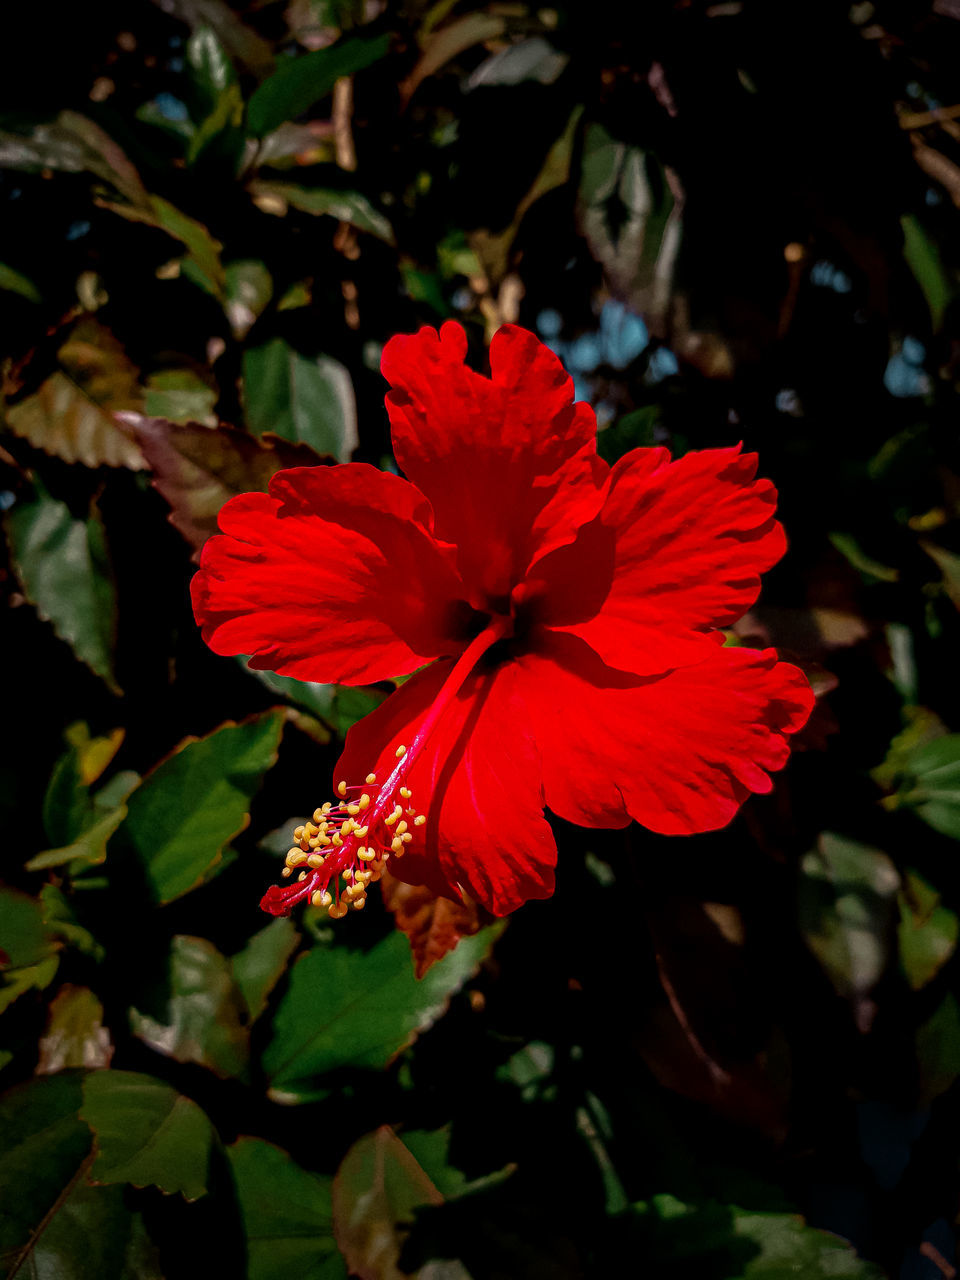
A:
[[2, 1, 960, 1276]]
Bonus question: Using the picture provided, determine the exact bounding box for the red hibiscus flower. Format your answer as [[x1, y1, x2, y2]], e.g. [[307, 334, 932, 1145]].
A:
[[191, 322, 814, 920]]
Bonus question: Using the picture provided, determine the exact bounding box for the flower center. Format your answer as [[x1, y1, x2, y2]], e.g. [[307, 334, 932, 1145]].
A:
[[259, 614, 513, 920]]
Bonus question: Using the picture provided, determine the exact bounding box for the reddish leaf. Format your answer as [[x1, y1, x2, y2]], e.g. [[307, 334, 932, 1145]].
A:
[[380, 872, 485, 978], [123, 415, 329, 558]]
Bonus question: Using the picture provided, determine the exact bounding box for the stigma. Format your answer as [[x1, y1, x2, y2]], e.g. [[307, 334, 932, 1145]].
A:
[[259, 752, 419, 920]]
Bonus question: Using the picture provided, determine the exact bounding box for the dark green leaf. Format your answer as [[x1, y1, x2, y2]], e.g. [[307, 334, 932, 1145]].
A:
[[885, 734, 960, 839], [0, 1074, 91, 1274], [0, 886, 60, 1014], [247, 34, 390, 138], [332, 1126, 445, 1280], [5, 485, 119, 691], [130, 935, 251, 1080], [0, 262, 41, 303], [225, 260, 274, 339], [249, 182, 395, 243], [897, 870, 959, 990], [243, 337, 358, 460], [231, 917, 300, 1023], [81, 1069, 217, 1201], [262, 925, 502, 1101], [119, 710, 285, 903], [143, 370, 218, 425], [916, 994, 960, 1104], [798, 833, 899, 1027], [901, 214, 953, 331], [229, 1137, 346, 1280]]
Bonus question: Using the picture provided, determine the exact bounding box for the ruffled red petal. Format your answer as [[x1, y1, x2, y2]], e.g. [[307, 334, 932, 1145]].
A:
[[533, 445, 787, 675], [191, 463, 467, 686], [515, 631, 814, 835], [335, 659, 556, 916], [381, 322, 606, 605]]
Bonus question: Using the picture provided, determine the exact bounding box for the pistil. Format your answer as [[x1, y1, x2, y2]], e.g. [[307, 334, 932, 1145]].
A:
[[260, 615, 512, 918]]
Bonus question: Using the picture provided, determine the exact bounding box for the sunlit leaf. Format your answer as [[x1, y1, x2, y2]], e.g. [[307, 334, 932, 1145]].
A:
[[228, 1137, 347, 1280], [263, 925, 502, 1101], [380, 873, 484, 977], [5, 482, 120, 691], [332, 1126, 444, 1280], [37, 985, 113, 1073], [243, 337, 358, 460], [247, 33, 390, 137], [81, 1069, 217, 1201], [118, 710, 284, 904], [249, 182, 395, 243], [5, 319, 145, 470], [798, 833, 899, 1030], [128, 415, 327, 558]]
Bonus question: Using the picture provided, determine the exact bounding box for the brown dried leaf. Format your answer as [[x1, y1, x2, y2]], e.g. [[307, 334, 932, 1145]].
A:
[[6, 318, 145, 469], [36, 984, 113, 1074], [124, 415, 328, 558], [381, 872, 485, 979]]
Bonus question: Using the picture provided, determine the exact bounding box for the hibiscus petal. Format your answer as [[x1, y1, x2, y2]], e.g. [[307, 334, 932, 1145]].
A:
[[535, 445, 787, 675], [515, 631, 814, 835], [381, 321, 606, 604], [336, 659, 557, 916], [191, 463, 467, 685]]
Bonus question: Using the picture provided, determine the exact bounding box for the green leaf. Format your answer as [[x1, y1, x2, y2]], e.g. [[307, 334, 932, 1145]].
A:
[[130, 935, 251, 1080], [5, 484, 120, 691], [129, 415, 326, 559], [11, 1178, 164, 1280], [0, 1074, 91, 1273], [0, 261, 41, 303], [39, 885, 104, 961], [32, 745, 138, 874], [231, 917, 300, 1022], [916, 993, 960, 1104], [244, 667, 383, 736], [249, 182, 395, 243], [81, 1069, 217, 1201], [4, 317, 145, 469], [225, 259, 274, 339], [332, 1126, 446, 1279], [797, 833, 900, 1027], [149, 195, 226, 299], [185, 27, 244, 166], [885, 734, 960, 839], [0, 886, 60, 1014], [901, 214, 953, 331], [243, 337, 358, 461], [38, 985, 113, 1074], [228, 1137, 346, 1280], [628, 1194, 883, 1278], [897, 870, 959, 990], [247, 33, 390, 137], [144, 370, 218, 425], [118, 710, 285, 903], [263, 925, 502, 1101]]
